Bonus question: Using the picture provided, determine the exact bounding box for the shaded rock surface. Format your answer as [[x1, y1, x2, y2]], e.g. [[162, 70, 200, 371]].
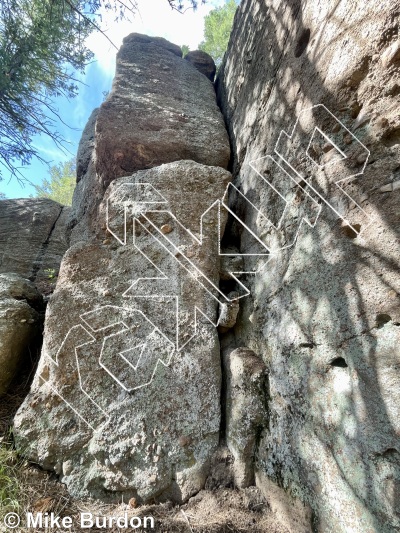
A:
[[14, 161, 232, 502], [0, 273, 43, 395], [123, 33, 183, 58], [224, 347, 267, 488], [216, 0, 400, 531], [69, 107, 101, 243], [70, 33, 230, 244], [76, 107, 98, 183], [0, 198, 70, 296], [185, 50, 216, 81]]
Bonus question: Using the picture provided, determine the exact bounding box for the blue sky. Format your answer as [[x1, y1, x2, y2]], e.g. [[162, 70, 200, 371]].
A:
[[1, 0, 225, 199]]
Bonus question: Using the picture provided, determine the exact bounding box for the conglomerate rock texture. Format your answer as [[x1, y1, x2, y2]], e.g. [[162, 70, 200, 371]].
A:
[[14, 34, 232, 503], [70, 33, 229, 244], [14, 160, 232, 503], [216, 0, 400, 531], [9, 2, 400, 530]]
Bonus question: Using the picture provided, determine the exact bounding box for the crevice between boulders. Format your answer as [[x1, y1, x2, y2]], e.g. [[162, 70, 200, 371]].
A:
[[29, 204, 64, 283]]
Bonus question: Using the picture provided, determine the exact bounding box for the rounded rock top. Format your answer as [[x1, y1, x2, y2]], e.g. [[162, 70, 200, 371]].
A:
[[185, 50, 216, 81]]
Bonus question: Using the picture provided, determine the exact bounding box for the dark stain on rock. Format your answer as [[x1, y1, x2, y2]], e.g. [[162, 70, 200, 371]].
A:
[[376, 313, 392, 328], [295, 28, 311, 58], [329, 357, 348, 368]]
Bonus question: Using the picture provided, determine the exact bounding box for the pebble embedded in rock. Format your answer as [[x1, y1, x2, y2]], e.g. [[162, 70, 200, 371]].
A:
[[375, 117, 389, 130], [179, 436, 191, 447], [161, 224, 173, 234], [322, 142, 334, 153], [129, 497, 138, 508]]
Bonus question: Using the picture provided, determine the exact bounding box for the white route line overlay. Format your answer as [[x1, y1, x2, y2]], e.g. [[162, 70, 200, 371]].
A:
[[45, 104, 375, 427], [272, 103, 372, 237], [42, 306, 175, 426]]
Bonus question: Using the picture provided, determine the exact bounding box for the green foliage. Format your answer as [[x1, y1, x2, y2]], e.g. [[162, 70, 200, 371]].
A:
[[0, 0, 94, 180], [32, 158, 76, 206], [43, 268, 57, 281], [181, 44, 190, 57], [199, 0, 238, 67], [0, 0, 202, 182], [0, 443, 20, 519]]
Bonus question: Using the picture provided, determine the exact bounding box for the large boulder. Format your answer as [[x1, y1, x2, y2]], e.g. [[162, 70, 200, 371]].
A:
[[185, 50, 216, 81], [70, 33, 230, 244], [216, 0, 400, 531], [0, 273, 43, 395], [14, 161, 232, 502], [0, 198, 70, 296]]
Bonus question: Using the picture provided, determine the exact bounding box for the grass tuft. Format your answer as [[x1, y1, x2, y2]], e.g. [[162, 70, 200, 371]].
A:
[[0, 438, 21, 519]]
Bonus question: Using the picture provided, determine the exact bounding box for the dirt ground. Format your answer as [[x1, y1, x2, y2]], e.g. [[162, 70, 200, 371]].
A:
[[0, 369, 288, 533], [3, 470, 290, 532]]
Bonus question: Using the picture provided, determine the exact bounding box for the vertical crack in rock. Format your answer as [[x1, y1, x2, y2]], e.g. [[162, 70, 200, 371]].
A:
[[0, 273, 44, 396], [0, 198, 70, 298], [29, 205, 64, 282]]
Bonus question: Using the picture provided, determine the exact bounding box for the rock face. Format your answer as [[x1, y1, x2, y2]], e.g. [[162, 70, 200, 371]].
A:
[[0, 198, 70, 296], [185, 50, 216, 81], [216, 0, 400, 531], [0, 273, 43, 395], [14, 161, 232, 502], [70, 33, 230, 244], [224, 348, 267, 488], [11, 9, 400, 529], [15, 33, 232, 504]]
